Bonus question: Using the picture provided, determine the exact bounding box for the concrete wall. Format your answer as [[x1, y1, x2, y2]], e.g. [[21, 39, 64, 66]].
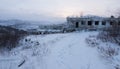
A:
[[67, 17, 120, 30]]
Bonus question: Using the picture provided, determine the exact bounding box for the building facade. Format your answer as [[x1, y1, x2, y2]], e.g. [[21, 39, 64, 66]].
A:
[[67, 16, 120, 30]]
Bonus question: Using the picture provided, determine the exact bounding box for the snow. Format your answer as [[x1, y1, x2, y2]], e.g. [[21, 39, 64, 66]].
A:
[[86, 33, 120, 69], [0, 32, 111, 69]]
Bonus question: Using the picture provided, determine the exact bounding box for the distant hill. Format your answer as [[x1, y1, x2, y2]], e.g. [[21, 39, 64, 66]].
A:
[[0, 19, 66, 31]]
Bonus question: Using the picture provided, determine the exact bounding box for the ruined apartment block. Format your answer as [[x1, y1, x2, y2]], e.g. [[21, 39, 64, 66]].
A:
[[67, 16, 120, 30]]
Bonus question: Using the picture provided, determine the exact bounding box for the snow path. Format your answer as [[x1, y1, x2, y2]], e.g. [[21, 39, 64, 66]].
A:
[[43, 32, 109, 69], [0, 32, 110, 69]]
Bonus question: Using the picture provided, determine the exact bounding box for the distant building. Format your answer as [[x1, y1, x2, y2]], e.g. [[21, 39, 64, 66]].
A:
[[67, 16, 120, 30]]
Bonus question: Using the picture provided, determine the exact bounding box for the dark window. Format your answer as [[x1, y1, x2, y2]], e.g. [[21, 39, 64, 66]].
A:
[[81, 21, 85, 25], [118, 21, 120, 25], [110, 21, 113, 25], [102, 21, 106, 25], [88, 21, 92, 25], [111, 16, 114, 18], [76, 22, 79, 28], [95, 21, 99, 25]]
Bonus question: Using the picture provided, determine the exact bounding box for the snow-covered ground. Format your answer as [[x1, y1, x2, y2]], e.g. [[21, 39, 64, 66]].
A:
[[0, 31, 112, 69]]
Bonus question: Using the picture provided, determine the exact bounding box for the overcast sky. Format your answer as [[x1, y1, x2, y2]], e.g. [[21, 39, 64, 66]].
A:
[[0, 0, 120, 22]]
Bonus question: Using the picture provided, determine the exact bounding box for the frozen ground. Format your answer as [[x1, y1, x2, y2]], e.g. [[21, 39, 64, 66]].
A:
[[0, 31, 111, 69]]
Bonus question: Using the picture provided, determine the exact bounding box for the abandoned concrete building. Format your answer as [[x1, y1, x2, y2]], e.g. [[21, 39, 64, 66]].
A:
[[67, 16, 120, 30]]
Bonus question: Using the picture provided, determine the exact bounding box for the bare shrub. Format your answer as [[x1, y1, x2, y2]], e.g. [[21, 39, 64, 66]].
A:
[[86, 36, 99, 47], [86, 35, 119, 57], [97, 22, 120, 45], [0, 25, 27, 50], [98, 46, 119, 58], [115, 64, 120, 69]]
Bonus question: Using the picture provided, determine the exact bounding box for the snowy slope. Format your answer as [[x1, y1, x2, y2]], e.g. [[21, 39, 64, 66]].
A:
[[0, 32, 111, 69]]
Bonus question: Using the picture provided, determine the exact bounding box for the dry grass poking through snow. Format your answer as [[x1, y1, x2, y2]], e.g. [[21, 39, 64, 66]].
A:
[[86, 35, 120, 69]]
